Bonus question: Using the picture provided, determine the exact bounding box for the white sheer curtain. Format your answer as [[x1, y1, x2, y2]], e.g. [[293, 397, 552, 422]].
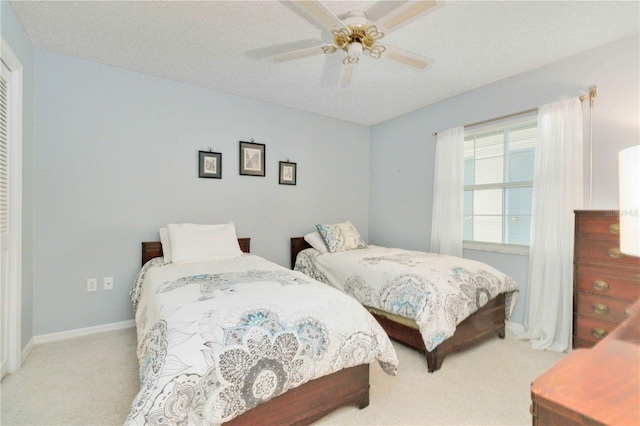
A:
[[430, 126, 464, 256], [516, 98, 583, 352]]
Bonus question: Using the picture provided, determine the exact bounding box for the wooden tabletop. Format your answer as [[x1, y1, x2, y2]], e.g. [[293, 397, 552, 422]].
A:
[[532, 300, 640, 425]]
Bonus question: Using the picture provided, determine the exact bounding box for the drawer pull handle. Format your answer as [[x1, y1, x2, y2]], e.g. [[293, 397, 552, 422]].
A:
[[608, 248, 625, 259], [609, 223, 620, 235], [592, 303, 610, 315], [592, 280, 609, 292], [591, 328, 607, 340]]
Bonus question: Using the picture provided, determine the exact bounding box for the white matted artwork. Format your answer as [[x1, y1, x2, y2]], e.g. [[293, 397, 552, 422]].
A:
[[239, 141, 265, 176], [279, 161, 297, 185], [199, 151, 222, 179]]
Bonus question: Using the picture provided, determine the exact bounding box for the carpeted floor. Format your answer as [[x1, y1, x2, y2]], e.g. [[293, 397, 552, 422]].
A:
[[0, 327, 564, 425]]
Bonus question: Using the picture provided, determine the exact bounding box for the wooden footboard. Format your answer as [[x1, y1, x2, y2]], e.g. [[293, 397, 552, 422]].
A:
[[290, 236, 507, 372], [225, 364, 370, 426], [369, 293, 506, 372]]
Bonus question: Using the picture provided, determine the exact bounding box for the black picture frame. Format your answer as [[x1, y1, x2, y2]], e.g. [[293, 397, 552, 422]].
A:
[[199, 151, 222, 179], [279, 161, 297, 185], [239, 141, 265, 177]]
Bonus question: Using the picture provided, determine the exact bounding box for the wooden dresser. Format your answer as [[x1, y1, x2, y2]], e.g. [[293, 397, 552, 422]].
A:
[[531, 299, 640, 425], [573, 210, 640, 348]]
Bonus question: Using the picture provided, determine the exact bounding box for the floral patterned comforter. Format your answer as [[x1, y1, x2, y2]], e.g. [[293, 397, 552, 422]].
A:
[[295, 246, 519, 352], [126, 254, 397, 425]]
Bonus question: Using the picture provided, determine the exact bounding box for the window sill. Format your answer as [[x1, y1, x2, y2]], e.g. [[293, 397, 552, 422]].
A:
[[463, 242, 530, 256]]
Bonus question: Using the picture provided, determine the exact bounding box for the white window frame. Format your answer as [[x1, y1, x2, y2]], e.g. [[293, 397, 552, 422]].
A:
[[462, 113, 536, 256]]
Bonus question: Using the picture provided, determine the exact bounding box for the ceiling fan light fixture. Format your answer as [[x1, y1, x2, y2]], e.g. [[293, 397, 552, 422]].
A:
[[369, 44, 387, 59], [348, 42, 362, 56], [344, 42, 363, 64], [322, 45, 338, 54]]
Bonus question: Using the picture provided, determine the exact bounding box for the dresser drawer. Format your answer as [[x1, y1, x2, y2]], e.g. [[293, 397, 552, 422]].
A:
[[575, 264, 640, 300], [575, 238, 640, 268], [574, 292, 633, 323], [575, 212, 620, 240], [573, 314, 618, 344], [572, 336, 595, 349]]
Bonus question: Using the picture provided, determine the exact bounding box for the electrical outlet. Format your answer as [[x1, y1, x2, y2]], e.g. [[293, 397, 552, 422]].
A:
[[87, 278, 97, 292], [103, 276, 114, 291]]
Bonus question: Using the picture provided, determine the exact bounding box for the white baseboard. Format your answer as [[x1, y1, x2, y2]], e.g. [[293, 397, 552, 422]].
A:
[[33, 320, 135, 345], [21, 337, 34, 365], [506, 320, 526, 334]]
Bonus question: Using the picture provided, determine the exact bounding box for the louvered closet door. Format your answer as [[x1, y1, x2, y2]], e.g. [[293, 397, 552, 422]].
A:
[[0, 60, 10, 379]]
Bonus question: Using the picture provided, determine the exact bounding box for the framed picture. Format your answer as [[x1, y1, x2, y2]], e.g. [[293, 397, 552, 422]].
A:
[[239, 141, 265, 177], [279, 161, 297, 185], [199, 151, 222, 179]]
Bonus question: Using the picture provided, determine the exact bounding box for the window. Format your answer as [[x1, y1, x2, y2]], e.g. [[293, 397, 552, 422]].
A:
[[463, 115, 536, 253]]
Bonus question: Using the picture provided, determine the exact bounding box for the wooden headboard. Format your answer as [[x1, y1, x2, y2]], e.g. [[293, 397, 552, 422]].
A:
[[290, 237, 312, 269], [141, 238, 251, 266]]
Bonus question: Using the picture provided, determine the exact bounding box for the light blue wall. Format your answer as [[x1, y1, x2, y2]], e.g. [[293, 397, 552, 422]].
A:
[[369, 35, 640, 324], [1, 1, 35, 349], [5, 0, 639, 338], [32, 51, 369, 335]]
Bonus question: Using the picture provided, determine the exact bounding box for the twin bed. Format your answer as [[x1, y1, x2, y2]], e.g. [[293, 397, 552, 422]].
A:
[[127, 223, 397, 426], [290, 223, 518, 373], [127, 221, 518, 425]]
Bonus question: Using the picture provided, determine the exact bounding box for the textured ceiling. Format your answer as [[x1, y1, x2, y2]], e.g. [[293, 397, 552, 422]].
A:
[[9, 0, 640, 125]]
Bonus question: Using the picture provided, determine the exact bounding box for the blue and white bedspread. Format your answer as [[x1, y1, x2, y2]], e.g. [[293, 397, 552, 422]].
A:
[[295, 246, 519, 352], [127, 254, 398, 425]]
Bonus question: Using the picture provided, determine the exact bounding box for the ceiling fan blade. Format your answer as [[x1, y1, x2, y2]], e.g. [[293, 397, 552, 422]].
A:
[[338, 62, 355, 90], [267, 45, 330, 63], [373, 0, 437, 35], [289, 0, 348, 32], [382, 44, 432, 69]]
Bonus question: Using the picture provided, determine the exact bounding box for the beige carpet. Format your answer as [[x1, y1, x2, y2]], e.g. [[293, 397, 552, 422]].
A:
[[0, 327, 564, 425]]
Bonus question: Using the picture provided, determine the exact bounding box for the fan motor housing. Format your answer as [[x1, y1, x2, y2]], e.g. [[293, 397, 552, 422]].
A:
[[332, 10, 383, 52]]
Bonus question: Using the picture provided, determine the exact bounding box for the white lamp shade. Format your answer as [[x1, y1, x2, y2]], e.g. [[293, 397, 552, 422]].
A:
[[618, 144, 640, 257], [347, 42, 363, 57]]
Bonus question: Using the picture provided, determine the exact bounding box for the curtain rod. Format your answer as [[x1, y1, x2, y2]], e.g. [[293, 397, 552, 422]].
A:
[[431, 108, 536, 136], [431, 87, 597, 137]]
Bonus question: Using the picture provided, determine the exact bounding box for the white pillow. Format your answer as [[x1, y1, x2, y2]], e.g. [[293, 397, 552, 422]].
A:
[[159, 227, 172, 263], [167, 222, 243, 263], [304, 231, 328, 253]]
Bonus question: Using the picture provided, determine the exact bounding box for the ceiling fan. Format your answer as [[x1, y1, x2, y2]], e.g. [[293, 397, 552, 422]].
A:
[[268, 0, 437, 89]]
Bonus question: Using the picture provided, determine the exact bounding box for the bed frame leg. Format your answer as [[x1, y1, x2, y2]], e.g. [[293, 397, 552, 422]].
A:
[[498, 325, 506, 339], [425, 349, 442, 373], [355, 387, 370, 409]]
